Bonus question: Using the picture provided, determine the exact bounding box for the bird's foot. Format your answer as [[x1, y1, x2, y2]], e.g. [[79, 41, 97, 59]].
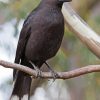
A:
[[45, 62, 58, 81], [50, 70, 59, 81], [35, 68, 42, 78], [29, 61, 42, 78]]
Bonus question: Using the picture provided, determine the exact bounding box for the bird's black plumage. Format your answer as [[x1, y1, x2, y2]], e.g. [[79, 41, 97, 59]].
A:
[[10, 0, 72, 99]]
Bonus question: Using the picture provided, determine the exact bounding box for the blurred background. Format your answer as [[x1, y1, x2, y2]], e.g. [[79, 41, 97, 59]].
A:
[[0, 0, 100, 100]]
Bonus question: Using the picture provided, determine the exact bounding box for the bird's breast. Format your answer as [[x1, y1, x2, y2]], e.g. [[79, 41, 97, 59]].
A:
[[25, 9, 64, 61]]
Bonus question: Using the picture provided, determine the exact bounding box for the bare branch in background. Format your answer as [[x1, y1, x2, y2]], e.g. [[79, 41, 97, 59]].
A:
[[0, 60, 100, 79], [62, 3, 100, 58]]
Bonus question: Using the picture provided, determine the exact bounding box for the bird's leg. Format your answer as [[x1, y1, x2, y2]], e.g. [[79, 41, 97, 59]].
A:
[[44, 62, 58, 80], [29, 61, 42, 78]]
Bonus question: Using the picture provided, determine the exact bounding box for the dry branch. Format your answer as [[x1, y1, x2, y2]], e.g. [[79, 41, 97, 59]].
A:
[[62, 3, 100, 58], [0, 60, 100, 79]]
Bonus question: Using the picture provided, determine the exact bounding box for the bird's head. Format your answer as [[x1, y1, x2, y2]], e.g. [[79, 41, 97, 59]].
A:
[[58, 0, 72, 3], [58, 0, 72, 6], [42, 0, 72, 8]]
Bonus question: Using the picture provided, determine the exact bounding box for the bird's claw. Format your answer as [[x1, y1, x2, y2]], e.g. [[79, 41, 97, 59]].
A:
[[36, 69, 42, 78], [29, 61, 42, 78], [51, 70, 59, 81]]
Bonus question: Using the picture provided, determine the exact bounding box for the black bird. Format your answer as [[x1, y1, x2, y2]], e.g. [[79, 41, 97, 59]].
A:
[[10, 0, 72, 99]]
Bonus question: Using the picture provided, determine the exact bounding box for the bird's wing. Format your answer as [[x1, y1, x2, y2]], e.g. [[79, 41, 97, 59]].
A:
[[14, 7, 40, 64], [13, 21, 31, 79], [14, 21, 31, 64]]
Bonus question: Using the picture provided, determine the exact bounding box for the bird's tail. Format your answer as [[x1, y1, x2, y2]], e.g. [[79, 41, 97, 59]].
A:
[[10, 71, 32, 100]]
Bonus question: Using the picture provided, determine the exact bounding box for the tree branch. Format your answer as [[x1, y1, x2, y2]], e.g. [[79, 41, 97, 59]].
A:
[[62, 3, 100, 58], [0, 59, 100, 79]]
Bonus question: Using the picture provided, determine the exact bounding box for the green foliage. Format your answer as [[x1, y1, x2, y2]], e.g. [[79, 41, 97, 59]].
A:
[[0, 0, 40, 22]]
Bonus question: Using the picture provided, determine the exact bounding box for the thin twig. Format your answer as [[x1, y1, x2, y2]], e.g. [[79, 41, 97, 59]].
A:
[[0, 60, 100, 79]]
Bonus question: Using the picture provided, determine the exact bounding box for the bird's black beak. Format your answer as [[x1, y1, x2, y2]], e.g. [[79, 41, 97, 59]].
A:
[[59, 0, 72, 2]]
